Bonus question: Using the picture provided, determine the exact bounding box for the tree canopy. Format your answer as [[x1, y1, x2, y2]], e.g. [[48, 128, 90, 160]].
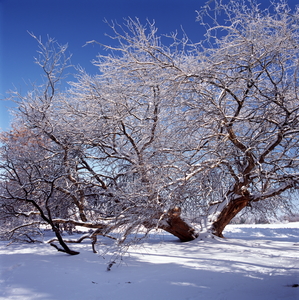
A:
[[1, 0, 299, 254]]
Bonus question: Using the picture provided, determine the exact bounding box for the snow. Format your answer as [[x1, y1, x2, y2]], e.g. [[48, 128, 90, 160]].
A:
[[0, 223, 298, 300]]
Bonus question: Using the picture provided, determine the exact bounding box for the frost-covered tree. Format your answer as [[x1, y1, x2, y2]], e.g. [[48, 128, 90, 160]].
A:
[[184, 0, 299, 236], [1, 0, 299, 255]]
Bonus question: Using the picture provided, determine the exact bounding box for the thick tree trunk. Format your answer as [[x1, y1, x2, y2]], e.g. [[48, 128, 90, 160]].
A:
[[156, 207, 198, 242], [210, 195, 250, 238]]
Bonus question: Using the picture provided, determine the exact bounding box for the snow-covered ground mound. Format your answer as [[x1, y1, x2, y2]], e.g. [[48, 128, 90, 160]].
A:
[[0, 222, 298, 300]]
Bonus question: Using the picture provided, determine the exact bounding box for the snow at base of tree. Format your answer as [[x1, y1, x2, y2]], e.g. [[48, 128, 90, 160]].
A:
[[0, 222, 298, 300]]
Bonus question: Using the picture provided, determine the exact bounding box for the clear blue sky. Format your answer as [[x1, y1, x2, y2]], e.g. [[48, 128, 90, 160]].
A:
[[0, 0, 298, 131]]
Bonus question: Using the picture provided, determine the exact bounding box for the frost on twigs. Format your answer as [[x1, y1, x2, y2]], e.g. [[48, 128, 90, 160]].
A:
[[1, 0, 299, 256]]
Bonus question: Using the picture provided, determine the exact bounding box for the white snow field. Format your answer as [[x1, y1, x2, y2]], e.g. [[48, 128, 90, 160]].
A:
[[0, 222, 298, 300]]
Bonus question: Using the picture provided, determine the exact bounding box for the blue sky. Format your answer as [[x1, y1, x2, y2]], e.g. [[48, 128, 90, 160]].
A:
[[0, 0, 298, 131]]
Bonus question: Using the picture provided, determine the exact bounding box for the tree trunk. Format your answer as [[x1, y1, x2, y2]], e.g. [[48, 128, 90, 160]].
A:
[[50, 225, 80, 255], [210, 195, 250, 238], [158, 207, 198, 242]]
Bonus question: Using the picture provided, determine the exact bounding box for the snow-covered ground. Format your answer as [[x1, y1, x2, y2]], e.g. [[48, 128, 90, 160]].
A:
[[0, 222, 298, 300]]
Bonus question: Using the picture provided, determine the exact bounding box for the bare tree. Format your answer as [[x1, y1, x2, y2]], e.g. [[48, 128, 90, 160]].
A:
[[1, 0, 299, 256], [186, 0, 299, 236], [75, 1, 299, 238]]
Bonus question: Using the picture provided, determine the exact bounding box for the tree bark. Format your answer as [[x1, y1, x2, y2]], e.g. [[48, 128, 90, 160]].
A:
[[156, 207, 198, 242], [51, 225, 80, 255], [210, 195, 250, 238]]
